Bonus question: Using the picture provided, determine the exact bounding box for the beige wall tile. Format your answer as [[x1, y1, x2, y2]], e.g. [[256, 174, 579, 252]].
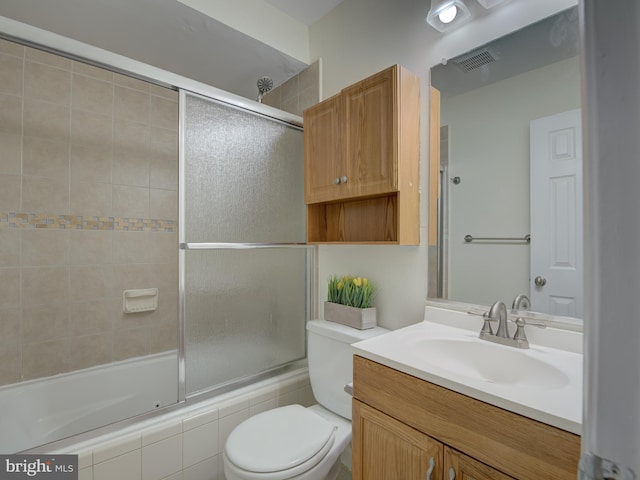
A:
[[22, 175, 69, 213], [24, 61, 72, 105], [71, 109, 112, 147], [68, 333, 112, 370], [299, 87, 319, 115], [0, 38, 24, 58], [112, 264, 153, 293], [69, 300, 112, 335], [112, 185, 149, 218], [69, 230, 113, 265], [149, 128, 178, 190], [150, 189, 177, 221], [112, 231, 150, 264], [22, 229, 69, 266], [0, 132, 22, 175], [0, 53, 24, 96], [149, 84, 178, 101], [70, 180, 112, 217], [150, 95, 179, 131], [0, 174, 20, 211], [23, 99, 70, 141], [280, 75, 300, 104], [0, 267, 21, 309], [0, 344, 21, 385], [150, 152, 178, 191], [148, 232, 178, 265], [73, 73, 114, 115], [114, 86, 149, 124], [0, 228, 20, 267], [114, 73, 150, 93], [281, 96, 300, 117], [22, 304, 69, 343], [70, 142, 113, 183], [151, 263, 177, 293], [149, 324, 178, 354], [0, 93, 23, 134], [25, 47, 71, 70], [113, 120, 150, 188], [69, 265, 114, 302], [299, 60, 320, 92], [22, 339, 68, 379], [23, 136, 70, 179], [73, 61, 113, 82], [0, 308, 21, 348], [113, 327, 148, 361], [153, 290, 178, 326], [22, 266, 69, 307]]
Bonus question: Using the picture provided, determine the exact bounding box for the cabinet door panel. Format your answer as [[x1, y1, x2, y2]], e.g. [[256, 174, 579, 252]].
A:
[[445, 447, 514, 480], [353, 400, 443, 480], [343, 67, 397, 197], [304, 94, 343, 203]]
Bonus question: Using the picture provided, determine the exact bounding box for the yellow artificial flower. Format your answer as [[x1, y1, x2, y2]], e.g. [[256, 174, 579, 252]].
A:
[[353, 277, 362, 287], [337, 281, 343, 290]]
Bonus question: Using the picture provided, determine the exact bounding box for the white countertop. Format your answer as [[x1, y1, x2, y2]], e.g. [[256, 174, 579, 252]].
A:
[[351, 308, 583, 435]]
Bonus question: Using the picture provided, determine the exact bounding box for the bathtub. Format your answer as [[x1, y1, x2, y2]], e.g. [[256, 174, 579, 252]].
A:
[[0, 351, 178, 454]]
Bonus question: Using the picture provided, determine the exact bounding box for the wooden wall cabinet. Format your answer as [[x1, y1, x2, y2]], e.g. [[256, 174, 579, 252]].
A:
[[303, 65, 420, 244], [352, 356, 581, 480]]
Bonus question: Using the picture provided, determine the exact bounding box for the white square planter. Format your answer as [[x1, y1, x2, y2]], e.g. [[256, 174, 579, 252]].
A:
[[323, 301, 377, 330]]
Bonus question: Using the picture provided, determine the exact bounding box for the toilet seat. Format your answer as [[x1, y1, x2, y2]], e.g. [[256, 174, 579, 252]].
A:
[[224, 405, 337, 480]]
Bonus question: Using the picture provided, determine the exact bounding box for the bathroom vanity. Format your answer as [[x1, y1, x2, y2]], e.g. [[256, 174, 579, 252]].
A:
[[350, 310, 582, 480]]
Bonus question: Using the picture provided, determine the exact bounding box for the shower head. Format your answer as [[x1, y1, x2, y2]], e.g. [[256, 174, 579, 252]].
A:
[[257, 76, 273, 102]]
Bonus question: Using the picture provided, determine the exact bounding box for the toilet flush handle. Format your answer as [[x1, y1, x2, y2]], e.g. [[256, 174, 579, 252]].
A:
[[343, 383, 353, 396]]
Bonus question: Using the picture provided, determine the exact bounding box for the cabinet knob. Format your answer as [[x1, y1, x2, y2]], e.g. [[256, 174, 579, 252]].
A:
[[334, 177, 341, 185], [340, 175, 348, 184], [448, 467, 456, 480], [426, 457, 435, 480]]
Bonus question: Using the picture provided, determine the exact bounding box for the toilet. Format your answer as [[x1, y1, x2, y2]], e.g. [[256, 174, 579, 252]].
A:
[[223, 319, 388, 480]]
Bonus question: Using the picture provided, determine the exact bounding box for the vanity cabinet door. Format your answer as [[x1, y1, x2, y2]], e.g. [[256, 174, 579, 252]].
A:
[[352, 399, 444, 480], [444, 447, 515, 480]]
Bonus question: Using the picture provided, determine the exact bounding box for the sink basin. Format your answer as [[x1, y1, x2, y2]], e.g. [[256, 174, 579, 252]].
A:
[[409, 337, 570, 389]]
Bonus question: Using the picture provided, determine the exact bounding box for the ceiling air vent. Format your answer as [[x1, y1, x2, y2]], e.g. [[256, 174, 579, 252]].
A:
[[453, 47, 499, 72]]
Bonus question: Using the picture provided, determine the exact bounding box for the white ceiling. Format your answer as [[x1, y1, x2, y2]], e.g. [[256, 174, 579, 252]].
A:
[[265, 0, 345, 25], [0, 0, 344, 100]]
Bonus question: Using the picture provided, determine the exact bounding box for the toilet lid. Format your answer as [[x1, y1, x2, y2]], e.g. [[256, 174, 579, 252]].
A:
[[225, 405, 336, 474]]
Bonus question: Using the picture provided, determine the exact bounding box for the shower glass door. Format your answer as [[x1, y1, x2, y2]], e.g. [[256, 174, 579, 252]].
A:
[[181, 92, 309, 396]]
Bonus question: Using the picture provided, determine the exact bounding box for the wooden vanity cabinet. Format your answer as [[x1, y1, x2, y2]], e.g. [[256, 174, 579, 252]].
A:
[[303, 65, 420, 244], [352, 356, 580, 480]]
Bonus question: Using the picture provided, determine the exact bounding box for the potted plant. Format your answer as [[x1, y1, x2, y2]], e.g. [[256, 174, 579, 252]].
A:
[[324, 275, 376, 329]]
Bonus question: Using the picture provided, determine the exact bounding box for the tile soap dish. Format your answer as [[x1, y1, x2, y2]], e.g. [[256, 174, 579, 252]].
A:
[[123, 288, 158, 313]]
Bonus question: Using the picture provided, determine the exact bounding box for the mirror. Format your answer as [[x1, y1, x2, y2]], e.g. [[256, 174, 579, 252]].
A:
[[428, 7, 582, 322]]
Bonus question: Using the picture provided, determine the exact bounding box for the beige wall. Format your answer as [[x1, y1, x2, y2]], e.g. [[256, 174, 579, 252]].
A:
[[0, 38, 178, 385]]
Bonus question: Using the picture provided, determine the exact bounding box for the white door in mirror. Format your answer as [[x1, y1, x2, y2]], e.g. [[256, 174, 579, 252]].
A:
[[530, 109, 583, 318]]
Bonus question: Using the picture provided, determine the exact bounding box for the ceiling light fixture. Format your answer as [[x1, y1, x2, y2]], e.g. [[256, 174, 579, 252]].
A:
[[426, 0, 472, 32]]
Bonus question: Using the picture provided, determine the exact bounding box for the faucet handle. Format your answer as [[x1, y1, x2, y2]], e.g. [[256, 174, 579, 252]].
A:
[[512, 317, 546, 347], [467, 310, 496, 334]]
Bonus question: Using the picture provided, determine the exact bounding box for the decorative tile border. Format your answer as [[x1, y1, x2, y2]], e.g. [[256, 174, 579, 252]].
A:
[[0, 212, 177, 232]]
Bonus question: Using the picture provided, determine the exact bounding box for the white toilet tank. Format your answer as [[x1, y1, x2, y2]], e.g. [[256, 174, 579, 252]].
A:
[[306, 319, 388, 420]]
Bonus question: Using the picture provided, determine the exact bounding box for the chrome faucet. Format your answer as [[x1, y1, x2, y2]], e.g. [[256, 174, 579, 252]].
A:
[[477, 299, 545, 349], [512, 294, 531, 311]]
